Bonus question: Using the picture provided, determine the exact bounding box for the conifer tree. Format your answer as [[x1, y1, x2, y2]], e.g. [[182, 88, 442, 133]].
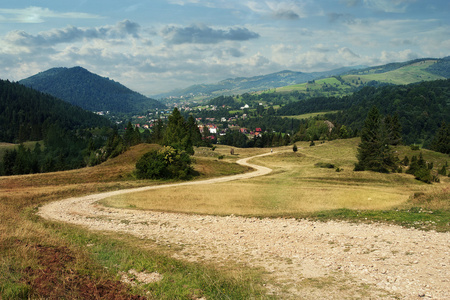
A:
[[431, 122, 450, 154], [163, 108, 194, 154], [355, 106, 398, 173]]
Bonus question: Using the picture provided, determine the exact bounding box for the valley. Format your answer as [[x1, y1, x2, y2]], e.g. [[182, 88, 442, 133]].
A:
[[1, 57, 450, 299]]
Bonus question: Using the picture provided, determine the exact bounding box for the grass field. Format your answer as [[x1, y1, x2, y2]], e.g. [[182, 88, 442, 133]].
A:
[[0, 144, 264, 299], [101, 140, 449, 228], [1, 140, 449, 298]]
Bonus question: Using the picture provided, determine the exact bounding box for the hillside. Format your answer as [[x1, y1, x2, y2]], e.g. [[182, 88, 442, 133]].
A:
[[154, 67, 362, 103], [278, 79, 450, 146], [19, 67, 165, 113], [0, 79, 110, 143], [276, 57, 449, 96]]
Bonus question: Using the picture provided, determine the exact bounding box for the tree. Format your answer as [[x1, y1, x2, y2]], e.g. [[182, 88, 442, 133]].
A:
[[431, 122, 450, 154], [123, 121, 140, 147], [385, 113, 402, 145], [355, 106, 398, 173], [163, 108, 194, 154], [135, 146, 194, 180]]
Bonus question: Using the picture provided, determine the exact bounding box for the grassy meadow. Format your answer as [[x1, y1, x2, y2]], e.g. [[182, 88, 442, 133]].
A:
[[102, 139, 449, 232], [1, 139, 449, 298], [0, 143, 265, 299]]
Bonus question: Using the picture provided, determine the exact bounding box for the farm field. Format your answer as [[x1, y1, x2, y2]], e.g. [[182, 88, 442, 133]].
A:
[[1, 139, 449, 299]]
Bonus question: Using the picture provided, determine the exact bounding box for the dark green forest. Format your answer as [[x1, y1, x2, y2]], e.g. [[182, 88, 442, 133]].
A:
[[0, 79, 118, 175], [275, 79, 450, 147], [0, 79, 111, 143], [19, 67, 165, 113]]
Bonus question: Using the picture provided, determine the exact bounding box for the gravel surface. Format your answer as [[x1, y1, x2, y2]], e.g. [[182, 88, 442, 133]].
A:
[[38, 153, 450, 299]]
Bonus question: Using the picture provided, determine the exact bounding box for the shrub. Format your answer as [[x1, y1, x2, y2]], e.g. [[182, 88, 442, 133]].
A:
[[410, 144, 420, 151], [414, 168, 432, 184], [293, 144, 298, 152], [315, 162, 335, 169], [136, 146, 194, 180], [438, 165, 447, 176]]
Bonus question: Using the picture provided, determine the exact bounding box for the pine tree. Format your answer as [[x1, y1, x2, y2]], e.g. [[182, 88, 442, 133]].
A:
[[163, 108, 194, 154], [431, 122, 450, 154], [355, 106, 398, 173]]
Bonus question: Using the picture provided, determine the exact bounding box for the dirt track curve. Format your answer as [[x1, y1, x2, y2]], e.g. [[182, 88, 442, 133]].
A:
[[38, 152, 450, 299]]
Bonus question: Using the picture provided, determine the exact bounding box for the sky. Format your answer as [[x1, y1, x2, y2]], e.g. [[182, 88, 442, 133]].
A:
[[0, 0, 449, 96]]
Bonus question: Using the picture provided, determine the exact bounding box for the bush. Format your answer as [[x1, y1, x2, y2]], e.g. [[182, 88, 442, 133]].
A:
[[136, 146, 194, 180], [438, 165, 447, 176], [414, 168, 432, 184], [410, 144, 420, 151], [293, 144, 298, 152], [315, 162, 335, 169]]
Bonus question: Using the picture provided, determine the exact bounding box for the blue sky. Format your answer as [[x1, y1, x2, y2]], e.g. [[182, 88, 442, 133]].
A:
[[1, 0, 449, 95]]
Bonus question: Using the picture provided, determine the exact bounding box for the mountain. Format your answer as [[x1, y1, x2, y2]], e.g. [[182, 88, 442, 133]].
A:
[[153, 67, 365, 103], [20, 67, 165, 113], [0, 79, 111, 143]]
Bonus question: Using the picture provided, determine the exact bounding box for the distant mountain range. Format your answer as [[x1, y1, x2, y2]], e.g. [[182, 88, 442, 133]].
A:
[[153, 66, 366, 102], [20, 67, 165, 113], [154, 56, 450, 103]]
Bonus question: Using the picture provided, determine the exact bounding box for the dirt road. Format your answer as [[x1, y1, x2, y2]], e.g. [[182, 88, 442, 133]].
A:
[[38, 153, 450, 299]]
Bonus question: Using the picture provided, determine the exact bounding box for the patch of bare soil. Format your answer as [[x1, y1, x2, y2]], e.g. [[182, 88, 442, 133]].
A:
[[22, 243, 145, 299], [38, 153, 450, 299]]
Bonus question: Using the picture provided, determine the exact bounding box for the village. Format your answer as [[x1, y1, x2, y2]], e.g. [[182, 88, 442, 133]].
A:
[[127, 103, 265, 143]]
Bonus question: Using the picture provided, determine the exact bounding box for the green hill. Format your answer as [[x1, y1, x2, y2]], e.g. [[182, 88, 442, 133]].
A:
[[155, 67, 362, 103], [275, 57, 449, 97], [277, 79, 450, 146], [19, 67, 165, 113]]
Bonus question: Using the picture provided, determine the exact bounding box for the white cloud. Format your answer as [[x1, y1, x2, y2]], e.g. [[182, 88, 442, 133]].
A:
[[2, 20, 141, 50], [161, 24, 260, 45], [0, 6, 102, 23]]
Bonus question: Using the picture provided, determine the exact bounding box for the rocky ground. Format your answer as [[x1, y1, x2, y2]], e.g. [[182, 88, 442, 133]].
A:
[[38, 154, 450, 299]]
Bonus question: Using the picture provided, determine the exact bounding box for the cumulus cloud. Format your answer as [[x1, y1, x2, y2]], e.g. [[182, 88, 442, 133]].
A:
[[0, 6, 102, 23], [3, 20, 141, 48], [161, 24, 259, 44]]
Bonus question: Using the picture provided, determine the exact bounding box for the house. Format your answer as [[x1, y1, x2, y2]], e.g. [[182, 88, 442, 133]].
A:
[[209, 127, 217, 134], [240, 128, 249, 134]]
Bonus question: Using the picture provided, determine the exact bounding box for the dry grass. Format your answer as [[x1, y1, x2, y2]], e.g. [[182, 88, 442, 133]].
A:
[[0, 143, 261, 299], [103, 139, 448, 217]]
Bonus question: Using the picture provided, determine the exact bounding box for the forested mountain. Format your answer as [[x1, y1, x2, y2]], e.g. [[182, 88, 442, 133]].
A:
[[0, 79, 119, 175], [0, 79, 111, 143], [19, 67, 165, 113], [279, 79, 450, 147]]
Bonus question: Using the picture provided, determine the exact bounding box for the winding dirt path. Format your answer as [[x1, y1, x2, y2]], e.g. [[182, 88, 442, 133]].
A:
[[38, 153, 450, 299]]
